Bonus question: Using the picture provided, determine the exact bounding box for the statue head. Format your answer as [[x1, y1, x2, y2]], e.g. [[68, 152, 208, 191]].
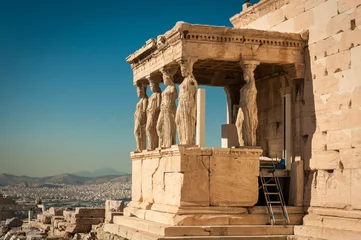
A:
[[149, 80, 161, 93], [136, 81, 147, 98]]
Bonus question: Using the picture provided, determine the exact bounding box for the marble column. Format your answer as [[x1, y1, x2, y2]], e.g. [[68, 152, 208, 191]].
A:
[[146, 76, 162, 151], [176, 57, 198, 145], [157, 66, 178, 148], [237, 61, 260, 146], [134, 81, 148, 153]]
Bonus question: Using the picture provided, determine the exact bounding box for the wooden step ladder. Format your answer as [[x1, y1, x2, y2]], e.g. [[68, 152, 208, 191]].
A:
[[260, 159, 290, 225]]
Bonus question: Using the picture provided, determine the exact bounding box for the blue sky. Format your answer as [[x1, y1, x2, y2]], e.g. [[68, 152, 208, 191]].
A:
[[0, 0, 258, 177]]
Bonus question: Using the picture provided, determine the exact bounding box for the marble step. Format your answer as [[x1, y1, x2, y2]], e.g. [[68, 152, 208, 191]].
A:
[[108, 216, 295, 237]]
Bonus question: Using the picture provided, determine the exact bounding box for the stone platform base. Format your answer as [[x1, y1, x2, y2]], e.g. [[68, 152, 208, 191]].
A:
[[124, 206, 304, 226], [102, 217, 295, 240], [292, 207, 361, 240]]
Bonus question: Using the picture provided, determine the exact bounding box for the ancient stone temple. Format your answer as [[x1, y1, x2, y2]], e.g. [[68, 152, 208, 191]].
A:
[[103, 0, 361, 239]]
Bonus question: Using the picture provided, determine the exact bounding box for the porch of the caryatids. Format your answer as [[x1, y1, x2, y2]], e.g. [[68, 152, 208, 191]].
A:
[[236, 61, 260, 147], [146, 76, 162, 151], [134, 81, 148, 152], [157, 66, 178, 148], [175, 57, 198, 145]]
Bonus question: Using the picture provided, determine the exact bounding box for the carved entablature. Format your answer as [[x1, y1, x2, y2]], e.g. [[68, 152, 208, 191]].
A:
[[126, 22, 307, 85]]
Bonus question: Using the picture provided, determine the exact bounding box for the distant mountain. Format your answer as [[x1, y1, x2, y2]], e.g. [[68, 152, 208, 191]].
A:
[[73, 168, 127, 177], [0, 172, 131, 187]]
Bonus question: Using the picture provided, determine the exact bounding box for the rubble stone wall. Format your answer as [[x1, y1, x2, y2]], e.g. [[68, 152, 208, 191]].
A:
[[232, 0, 361, 238]]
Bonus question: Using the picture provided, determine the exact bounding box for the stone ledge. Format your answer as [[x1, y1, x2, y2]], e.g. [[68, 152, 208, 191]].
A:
[[106, 216, 294, 237]]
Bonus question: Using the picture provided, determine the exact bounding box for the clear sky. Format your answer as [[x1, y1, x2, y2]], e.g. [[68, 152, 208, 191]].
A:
[[0, 0, 258, 177]]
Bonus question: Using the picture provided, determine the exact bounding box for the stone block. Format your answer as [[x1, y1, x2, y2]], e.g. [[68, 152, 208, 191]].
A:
[[338, 108, 361, 129], [352, 86, 361, 106], [144, 210, 176, 225], [326, 50, 350, 74], [268, 8, 286, 28], [209, 153, 260, 206], [310, 133, 327, 151], [340, 148, 361, 168], [316, 110, 339, 132], [105, 199, 124, 213], [294, 225, 361, 240], [351, 169, 361, 210], [51, 215, 64, 225], [288, 160, 304, 206], [271, 18, 295, 33], [105, 200, 124, 223], [294, 9, 314, 32], [310, 150, 340, 170], [247, 16, 270, 31], [351, 128, 361, 148], [326, 12, 352, 36], [312, 35, 340, 60], [326, 92, 352, 111], [310, 169, 351, 208], [69, 218, 104, 225], [229, 213, 304, 225], [173, 215, 230, 226], [65, 223, 91, 233], [180, 155, 210, 206], [164, 172, 183, 206], [284, 0, 304, 19], [123, 206, 146, 219], [352, 6, 361, 27], [308, 0, 338, 44], [308, 206, 361, 219], [37, 214, 52, 224], [141, 158, 159, 204], [339, 28, 361, 52], [74, 208, 105, 218], [313, 76, 339, 95], [131, 159, 142, 202], [338, 0, 361, 13], [311, 59, 327, 79], [48, 207, 65, 216], [305, 0, 326, 11], [327, 129, 352, 150], [304, 214, 361, 232]]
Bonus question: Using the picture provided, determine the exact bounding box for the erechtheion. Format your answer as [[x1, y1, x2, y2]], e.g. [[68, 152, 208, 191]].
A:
[[103, 0, 361, 239]]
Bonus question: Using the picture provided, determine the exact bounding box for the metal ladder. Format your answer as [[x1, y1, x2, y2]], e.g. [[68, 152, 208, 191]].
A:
[[259, 159, 290, 225]]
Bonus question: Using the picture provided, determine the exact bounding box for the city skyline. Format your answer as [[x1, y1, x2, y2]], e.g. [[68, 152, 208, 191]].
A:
[[0, 0, 258, 177]]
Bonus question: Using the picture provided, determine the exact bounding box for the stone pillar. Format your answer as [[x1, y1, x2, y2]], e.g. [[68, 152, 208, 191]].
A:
[[28, 210, 33, 222], [238, 61, 260, 146], [196, 88, 205, 147], [280, 73, 293, 170], [146, 76, 162, 151], [222, 86, 240, 148], [134, 81, 148, 152], [176, 57, 198, 145], [224, 87, 232, 124], [157, 66, 178, 149]]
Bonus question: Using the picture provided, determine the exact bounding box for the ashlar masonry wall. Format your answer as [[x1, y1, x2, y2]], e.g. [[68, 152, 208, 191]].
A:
[[232, 0, 361, 238]]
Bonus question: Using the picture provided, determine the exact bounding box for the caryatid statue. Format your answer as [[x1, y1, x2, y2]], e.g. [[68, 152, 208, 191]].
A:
[[236, 61, 259, 146], [176, 58, 198, 145], [134, 81, 148, 153], [146, 77, 162, 151], [156, 66, 178, 148]]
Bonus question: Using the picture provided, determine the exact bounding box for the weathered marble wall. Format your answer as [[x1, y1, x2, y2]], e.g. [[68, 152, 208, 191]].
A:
[[232, 0, 361, 238], [256, 75, 284, 158]]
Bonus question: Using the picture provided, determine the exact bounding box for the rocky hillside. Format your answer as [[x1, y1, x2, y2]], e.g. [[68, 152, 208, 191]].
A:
[[0, 173, 131, 187]]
